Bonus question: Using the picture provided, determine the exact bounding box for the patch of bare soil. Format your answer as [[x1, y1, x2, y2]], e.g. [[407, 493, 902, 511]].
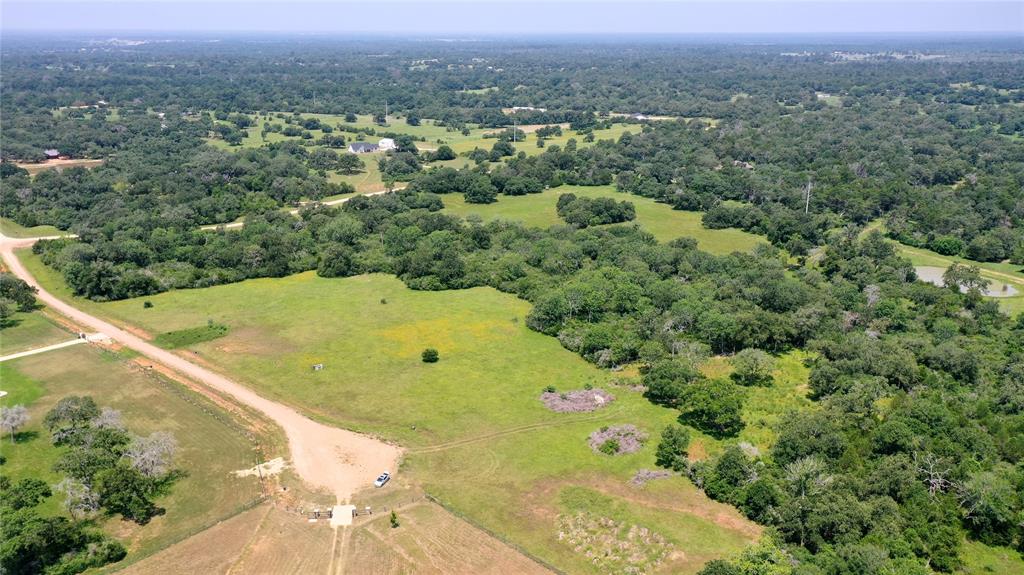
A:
[[588, 424, 648, 455], [541, 388, 615, 412], [16, 158, 104, 175], [630, 469, 673, 486]]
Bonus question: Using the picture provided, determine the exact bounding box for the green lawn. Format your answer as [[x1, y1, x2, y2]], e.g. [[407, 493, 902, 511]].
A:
[[29, 268, 763, 573], [0, 314, 266, 568], [0, 217, 64, 238], [0, 310, 76, 354], [443, 184, 766, 255], [959, 539, 1024, 575]]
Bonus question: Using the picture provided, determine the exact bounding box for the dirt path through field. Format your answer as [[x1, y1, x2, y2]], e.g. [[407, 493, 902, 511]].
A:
[[0, 233, 401, 502]]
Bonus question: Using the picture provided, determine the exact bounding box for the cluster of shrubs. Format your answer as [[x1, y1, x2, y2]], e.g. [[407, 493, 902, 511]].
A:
[[556, 193, 636, 228]]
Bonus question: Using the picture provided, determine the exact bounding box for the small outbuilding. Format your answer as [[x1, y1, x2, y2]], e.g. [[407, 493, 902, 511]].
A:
[[378, 138, 396, 151], [44, 149, 60, 160]]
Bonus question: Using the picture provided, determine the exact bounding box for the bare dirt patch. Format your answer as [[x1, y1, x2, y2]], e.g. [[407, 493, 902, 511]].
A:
[[630, 469, 673, 487], [16, 158, 104, 176], [588, 424, 648, 455], [213, 326, 297, 356], [235, 457, 288, 479], [541, 388, 615, 412]]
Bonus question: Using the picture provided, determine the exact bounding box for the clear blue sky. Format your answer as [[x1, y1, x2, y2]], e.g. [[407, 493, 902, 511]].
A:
[[2, 1, 1021, 34]]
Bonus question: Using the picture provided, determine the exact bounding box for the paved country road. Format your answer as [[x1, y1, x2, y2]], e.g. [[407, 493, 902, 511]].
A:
[[0, 232, 401, 502]]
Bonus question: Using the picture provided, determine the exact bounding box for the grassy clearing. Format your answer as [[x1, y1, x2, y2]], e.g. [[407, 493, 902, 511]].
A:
[[958, 539, 1024, 575], [0, 314, 266, 565], [687, 351, 816, 460], [40, 270, 767, 573], [152, 321, 229, 349], [459, 86, 499, 94], [0, 217, 64, 238], [443, 184, 765, 254], [0, 310, 76, 354]]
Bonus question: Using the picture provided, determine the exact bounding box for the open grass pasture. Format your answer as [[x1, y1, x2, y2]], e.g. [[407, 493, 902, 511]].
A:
[[0, 314, 266, 568], [0, 309, 77, 354], [959, 539, 1024, 575], [35, 269, 772, 573], [443, 184, 766, 254]]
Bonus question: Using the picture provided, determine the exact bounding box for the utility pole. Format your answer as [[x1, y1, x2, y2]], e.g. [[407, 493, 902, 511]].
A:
[[384, 100, 389, 123], [513, 117, 517, 143], [804, 179, 813, 214]]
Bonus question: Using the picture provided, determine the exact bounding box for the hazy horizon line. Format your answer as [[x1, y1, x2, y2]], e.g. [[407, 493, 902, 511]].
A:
[[3, 1, 1020, 35]]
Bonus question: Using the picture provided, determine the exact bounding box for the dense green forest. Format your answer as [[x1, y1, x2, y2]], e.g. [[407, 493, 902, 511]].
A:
[[2, 35, 1023, 573]]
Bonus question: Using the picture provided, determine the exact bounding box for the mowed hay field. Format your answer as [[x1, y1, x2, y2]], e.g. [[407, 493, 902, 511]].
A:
[[46, 270, 763, 573], [443, 184, 766, 254], [343, 500, 552, 575], [123, 497, 553, 575], [0, 313, 267, 569]]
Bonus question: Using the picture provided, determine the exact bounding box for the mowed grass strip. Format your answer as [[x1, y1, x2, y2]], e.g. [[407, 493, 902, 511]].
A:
[[443, 184, 766, 254], [0, 315, 264, 565]]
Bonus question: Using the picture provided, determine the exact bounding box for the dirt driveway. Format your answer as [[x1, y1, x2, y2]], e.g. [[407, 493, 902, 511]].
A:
[[1, 233, 401, 502]]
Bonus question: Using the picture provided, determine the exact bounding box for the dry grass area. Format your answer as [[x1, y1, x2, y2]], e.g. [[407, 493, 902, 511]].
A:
[[558, 511, 675, 574], [118, 503, 336, 575], [344, 501, 551, 575], [117, 498, 551, 575], [116, 504, 274, 575], [15, 158, 104, 175]]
